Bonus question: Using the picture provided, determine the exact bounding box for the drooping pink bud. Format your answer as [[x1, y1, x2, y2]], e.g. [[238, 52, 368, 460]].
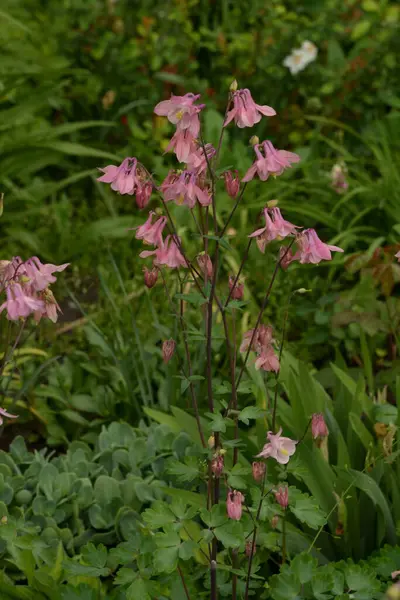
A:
[[271, 515, 279, 529], [197, 253, 213, 279], [162, 339, 176, 363], [223, 170, 240, 198], [311, 413, 329, 440], [227, 490, 244, 520], [279, 246, 296, 270], [274, 486, 288, 509], [229, 276, 244, 300], [143, 267, 158, 289], [252, 461, 266, 483], [245, 540, 255, 557], [136, 181, 152, 209], [211, 454, 224, 478]]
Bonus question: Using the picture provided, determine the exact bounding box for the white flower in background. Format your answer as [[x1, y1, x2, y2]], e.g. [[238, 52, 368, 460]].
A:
[[283, 40, 318, 75]]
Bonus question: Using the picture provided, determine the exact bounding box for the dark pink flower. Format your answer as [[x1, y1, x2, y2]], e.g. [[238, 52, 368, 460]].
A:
[[242, 141, 300, 182], [162, 171, 211, 208], [294, 229, 343, 264], [227, 490, 244, 520], [249, 207, 299, 252], [311, 413, 329, 440], [197, 254, 213, 278], [229, 276, 244, 300], [135, 212, 167, 246], [224, 170, 240, 198], [274, 486, 289, 509], [211, 454, 224, 478], [162, 339, 176, 363], [257, 428, 297, 464], [97, 157, 140, 195], [252, 461, 266, 483], [186, 143, 216, 175], [224, 89, 276, 128], [0, 407, 18, 426], [140, 235, 187, 269], [0, 283, 44, 320], [143, 267, 158, 289]]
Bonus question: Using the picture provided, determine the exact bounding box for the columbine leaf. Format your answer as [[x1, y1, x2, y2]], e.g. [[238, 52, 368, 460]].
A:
[[238, 406, 265, 425], [142, 501, 176, 529], [289, 488, 327, 530], [167, 458, 200, 482], [214, 521, 244, 549], [154, 546, 179, 573]]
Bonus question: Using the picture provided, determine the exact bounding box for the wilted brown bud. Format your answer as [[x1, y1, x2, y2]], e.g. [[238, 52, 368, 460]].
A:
[[143, 267, 158, 289], [162, 339, 176, 363], [229, 276, 244, 301], [211, 454, 224, 478], [197, 253, 213, 279], [252, 461, 266, 483]]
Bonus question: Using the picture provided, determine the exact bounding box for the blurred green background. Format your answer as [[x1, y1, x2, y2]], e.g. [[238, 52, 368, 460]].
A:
[[1, 0, 400, 446]]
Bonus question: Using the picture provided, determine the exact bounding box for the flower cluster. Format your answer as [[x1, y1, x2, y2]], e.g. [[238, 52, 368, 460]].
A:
[[283, 41, 318, 75], [0, 256, 68, 322]]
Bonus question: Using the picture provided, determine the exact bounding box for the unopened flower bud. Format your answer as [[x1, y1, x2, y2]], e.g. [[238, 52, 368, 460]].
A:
[[143, 267, 158, 289], [274, 486, 289, 509], [271, 515, 279, 529], [279, 246, 295, 270], [162, 339, 176, 364], [208, 435, 215, 449], [136, 181, 152, 209], [245, 540, 255, 557], [296, 288, 311, 294], [229, 276, 244, 301], [249, 135, 259, 147], [229, 79, 238, 92], [311, 413, 328, 440], [252, 461, 266, 483], [223, 170, 240, 198], [267, 199, 279, 208], [211, 454, 224, 478], [197, 253, 213, 279], [227, 490, 244, 520]]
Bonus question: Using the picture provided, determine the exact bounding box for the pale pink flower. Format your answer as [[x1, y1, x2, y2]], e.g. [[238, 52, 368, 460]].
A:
[[136, 181, 152, 209], [294, 229, 343, 264], [143, 267, 158, 289], [162, 339, 176, 363], [224, 89, 276, 128], [24, 257, 69, 292], [165, 128, 198, 163], [162, 171, 211, 208], [311, 413, 329, 440], [224, 170, 240, 198], [186, 143, 216, 175], [197, 254, 213, 279], [249, 207, 299, 252], [140, 235, 187, 269], [256, 428, 297, 464], [154, 93, 203, 136], [252, 461, 266, 483], [0, 283, 44, 320], [243, 141, 300, 182], [240, 324, 274, 354], [395, 250, 400, 263], [254, 346, 280, 372], [279, 246, 296, 270], [227, 490, 244, 520], [0, 407, 18, 426], [135, 212, 167, 246], [211, 454, 224, 478], [392, 571, 400, 580], [229, 276, 244, 300], [97, 157, 140, 195], [274, 486, 289, 509], [34, 288, 62, 323]]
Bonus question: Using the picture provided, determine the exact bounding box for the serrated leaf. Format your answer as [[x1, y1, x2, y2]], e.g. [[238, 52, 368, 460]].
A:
[[289, 489, 327, 530], [142, 501, 176, 529], [238, 406, 265, 425], [167, 458, 200, 482]]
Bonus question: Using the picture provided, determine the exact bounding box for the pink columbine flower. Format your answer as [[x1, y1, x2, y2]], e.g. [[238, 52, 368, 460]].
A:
[[294, 229, 343, 264], [34, 288, 62, 323], [279, 246, 296, 270], [249, 207, 299, 253], [311, 413, 329, 440], [227, 490, 244, 520], [211, 454, 224, 478], [254, 346, 280, 373], [143, 267, 158, 289], [229, 276, 244, 300], [135, 212, 167, 246], [162, 339, 176, 363], [197, 254, 213, 279], [0, 408, 18, 426], [240, 324, 274, 354], [275, 486, 289, 509], [224, 170, 240, 198], [0, 283, 44, 321], [97, 157, 140, 195], [186, 143, 216, 175], [243, 141, 300, 182], [24, 257, 69, 292], [252, 461, 266, 483], [224, 89, 276, 128], [162, 171, 211, 208], [154, 93, 203, 135], [165, 129, 198, 163], [395, 250, 400, 263], [140, 235, 187, 269], [256, 428, 297, 465], [136, 181, 153, 209]]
